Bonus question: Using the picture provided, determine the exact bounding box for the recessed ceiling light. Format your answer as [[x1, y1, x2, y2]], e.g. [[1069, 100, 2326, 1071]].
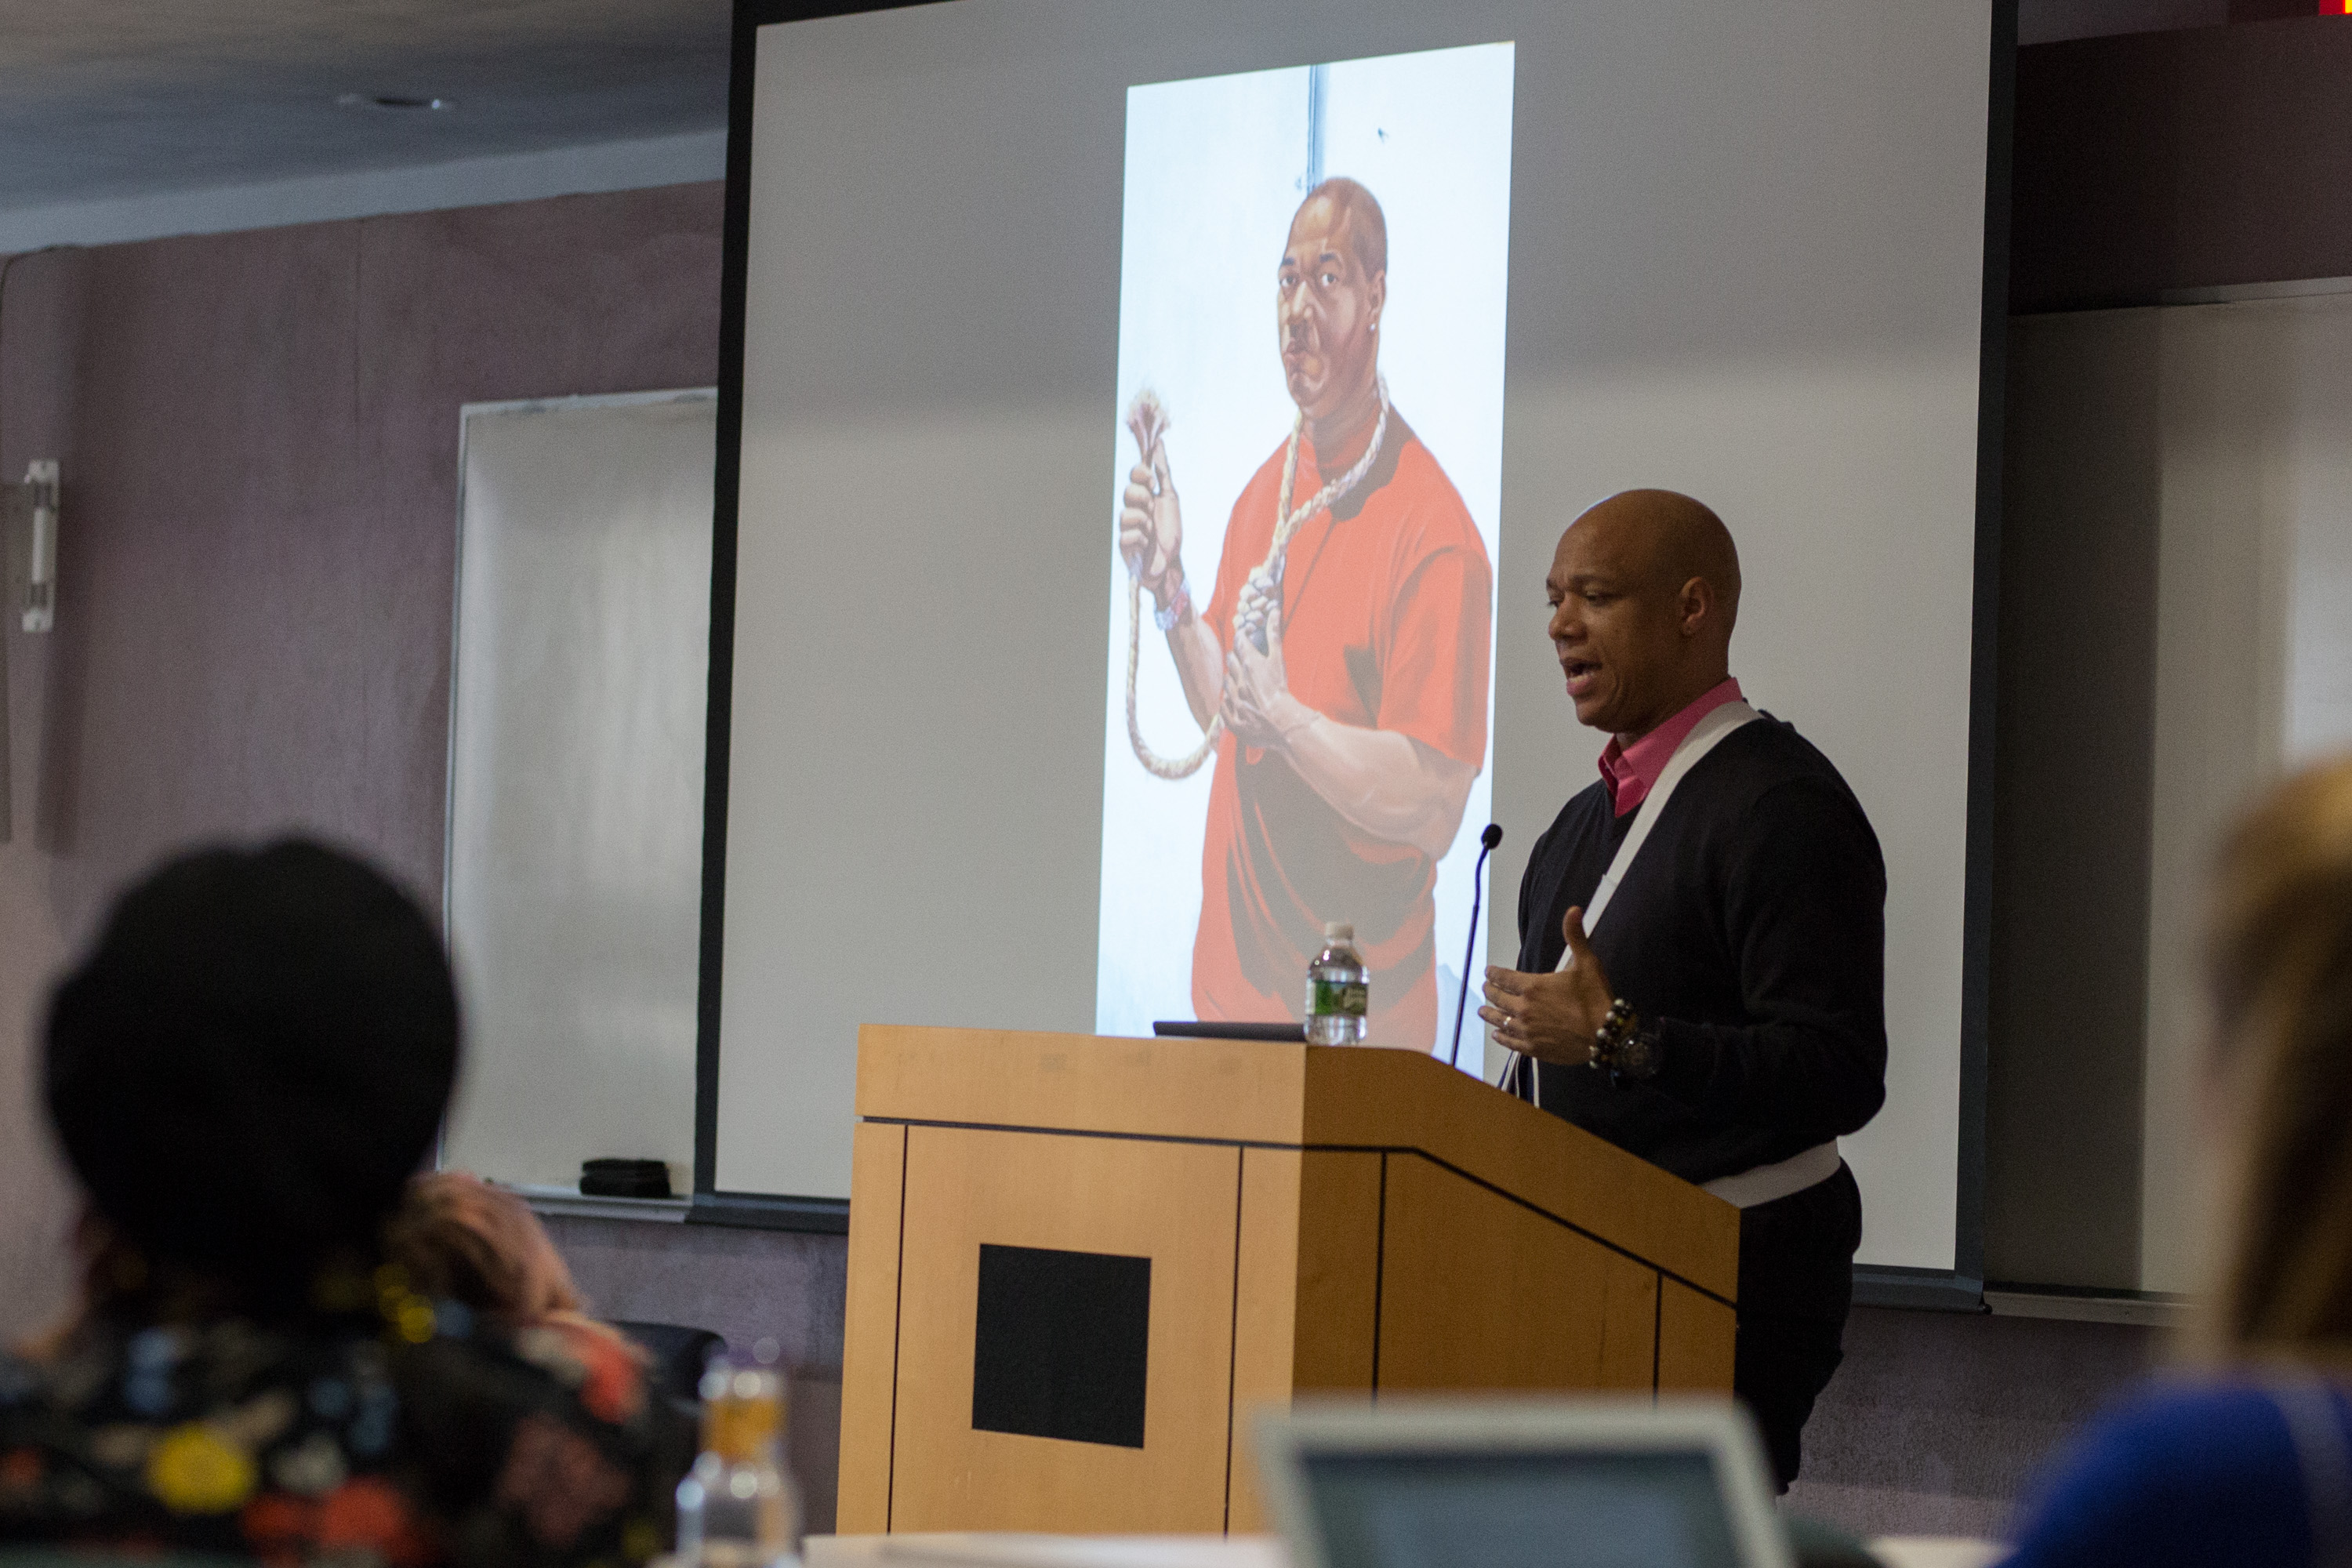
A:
[[335, 93, 456, 112]]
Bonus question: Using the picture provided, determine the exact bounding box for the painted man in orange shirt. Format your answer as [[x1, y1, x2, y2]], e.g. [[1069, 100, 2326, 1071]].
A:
[[1120, 177, 1494, 1048]]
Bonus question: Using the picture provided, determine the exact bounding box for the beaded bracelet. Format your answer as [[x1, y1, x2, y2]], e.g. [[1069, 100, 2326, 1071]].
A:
[[1588, 996, 1663, 1083]]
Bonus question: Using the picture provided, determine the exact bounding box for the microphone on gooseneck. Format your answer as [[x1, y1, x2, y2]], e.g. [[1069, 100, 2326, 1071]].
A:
[[1448, 824, 1504, 1072]]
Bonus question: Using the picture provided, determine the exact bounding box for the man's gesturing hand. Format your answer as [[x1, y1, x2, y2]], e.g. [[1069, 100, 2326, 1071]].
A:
[[1119, 449, 1184, 612], [1478, 906, 1616, 1066]]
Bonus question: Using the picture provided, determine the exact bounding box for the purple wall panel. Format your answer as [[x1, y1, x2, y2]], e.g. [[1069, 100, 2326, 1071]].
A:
[[0, 183, 724, 1342], [2014, 16, 2352, 308]]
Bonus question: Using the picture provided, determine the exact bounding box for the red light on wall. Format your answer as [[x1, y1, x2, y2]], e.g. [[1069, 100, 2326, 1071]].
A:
[[2328, 1, 2352, 15]]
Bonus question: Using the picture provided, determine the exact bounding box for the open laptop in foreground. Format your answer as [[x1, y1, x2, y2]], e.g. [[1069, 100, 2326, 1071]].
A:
[[1254, 1398, 1795, 1568]]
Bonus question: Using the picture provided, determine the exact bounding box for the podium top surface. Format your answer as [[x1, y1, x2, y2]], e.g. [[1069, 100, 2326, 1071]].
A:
[[854, 1024, 1737, 1300]]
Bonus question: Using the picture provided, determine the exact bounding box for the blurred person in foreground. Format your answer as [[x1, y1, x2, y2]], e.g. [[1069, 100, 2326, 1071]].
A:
[[2002, 756, 2352, 1568], [0, 841, 688, 1567]]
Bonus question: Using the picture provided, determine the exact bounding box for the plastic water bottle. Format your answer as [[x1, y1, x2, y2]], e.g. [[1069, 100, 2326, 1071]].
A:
[[1305, 921, 1369, 1044], [676, 1358, 801, 1568]]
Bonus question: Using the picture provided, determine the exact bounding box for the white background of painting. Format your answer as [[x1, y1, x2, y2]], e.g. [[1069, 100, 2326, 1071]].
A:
[[1095, 44, 1514, 1051]]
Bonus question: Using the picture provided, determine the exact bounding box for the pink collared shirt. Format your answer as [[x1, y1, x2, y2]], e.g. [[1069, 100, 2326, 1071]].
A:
[[1599, 677, 1745, 817]]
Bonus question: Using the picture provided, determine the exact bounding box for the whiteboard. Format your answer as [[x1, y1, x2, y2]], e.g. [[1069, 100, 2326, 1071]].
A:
[[441, 389, 714, 1194], [2009, 295, 2352, 1292]]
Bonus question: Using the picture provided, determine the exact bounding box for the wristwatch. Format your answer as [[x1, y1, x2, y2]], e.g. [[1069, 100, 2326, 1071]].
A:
[[1154, 577, 1192, 632], [1588, 997, 1664, 1084]]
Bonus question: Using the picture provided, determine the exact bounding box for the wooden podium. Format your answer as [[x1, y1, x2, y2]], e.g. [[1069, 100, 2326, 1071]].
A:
[[835, 1025, 1738, 1537]]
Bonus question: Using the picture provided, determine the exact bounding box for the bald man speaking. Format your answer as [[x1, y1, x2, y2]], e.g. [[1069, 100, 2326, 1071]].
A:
[[1479, 490, 1886, 1490]]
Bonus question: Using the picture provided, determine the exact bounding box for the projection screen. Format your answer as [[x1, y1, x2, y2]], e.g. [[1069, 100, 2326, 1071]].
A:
[[709, 0, 1998, 1283]]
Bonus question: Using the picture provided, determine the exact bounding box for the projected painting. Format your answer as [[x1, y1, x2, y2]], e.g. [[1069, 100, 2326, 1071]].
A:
[[1097, 42, 1514, 1054]]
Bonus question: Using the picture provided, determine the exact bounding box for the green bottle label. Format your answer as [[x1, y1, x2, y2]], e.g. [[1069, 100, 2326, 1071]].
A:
[[1308, 979, 1369, 1018]]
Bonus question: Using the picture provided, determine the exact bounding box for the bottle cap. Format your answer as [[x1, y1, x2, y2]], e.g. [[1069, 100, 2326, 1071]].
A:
[[1325, 922, 1353, 941]]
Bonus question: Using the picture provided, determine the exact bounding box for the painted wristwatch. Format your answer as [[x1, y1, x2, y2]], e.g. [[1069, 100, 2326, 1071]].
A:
[[1154, 578, 1192, 632]]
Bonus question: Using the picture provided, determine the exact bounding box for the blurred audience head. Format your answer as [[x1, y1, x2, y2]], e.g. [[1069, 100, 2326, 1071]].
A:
[[386, 1169, 584, 1323], [42, 840, 458, 1318], [2200, 756, 2352, 1359]]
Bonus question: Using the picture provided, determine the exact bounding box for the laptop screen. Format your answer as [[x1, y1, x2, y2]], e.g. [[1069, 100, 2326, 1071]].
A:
[[1298, 1448, 1746, 1568]]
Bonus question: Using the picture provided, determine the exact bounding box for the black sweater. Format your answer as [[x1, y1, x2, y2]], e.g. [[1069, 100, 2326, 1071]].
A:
[[1513, 714, 1887, 1185]]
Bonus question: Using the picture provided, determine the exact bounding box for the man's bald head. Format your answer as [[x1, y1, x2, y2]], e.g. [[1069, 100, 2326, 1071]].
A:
[[1545, 490, 1744, 738], [1569, 489, 1741, 641], [1291, 176, 1388, 278]]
